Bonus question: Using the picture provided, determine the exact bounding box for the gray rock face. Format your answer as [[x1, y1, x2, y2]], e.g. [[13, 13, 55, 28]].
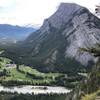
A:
[[65, 12, 100, 65], [48, 3, 81, 28], [3, 3, 100, 72]]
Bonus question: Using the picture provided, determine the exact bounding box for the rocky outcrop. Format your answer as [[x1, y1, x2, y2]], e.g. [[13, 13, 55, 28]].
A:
[[3, 3, 100, 72]]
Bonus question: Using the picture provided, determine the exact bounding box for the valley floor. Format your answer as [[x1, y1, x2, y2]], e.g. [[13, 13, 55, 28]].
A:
[[0, 57, 82, 88]]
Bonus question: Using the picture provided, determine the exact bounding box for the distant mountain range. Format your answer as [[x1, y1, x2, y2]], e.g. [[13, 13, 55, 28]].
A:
[[0, 24, 36, 44], [2, 3, 100, 73]]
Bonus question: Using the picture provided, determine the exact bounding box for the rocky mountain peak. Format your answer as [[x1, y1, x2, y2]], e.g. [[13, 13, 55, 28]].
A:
[[58, 3, 81, 12], [3, 3, 100, 72], [41, 3, 89, 29]]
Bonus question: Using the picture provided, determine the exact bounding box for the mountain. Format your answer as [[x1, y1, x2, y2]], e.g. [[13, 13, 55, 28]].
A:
[[0, 24, 36, 44], [2, 3, 100, 72]]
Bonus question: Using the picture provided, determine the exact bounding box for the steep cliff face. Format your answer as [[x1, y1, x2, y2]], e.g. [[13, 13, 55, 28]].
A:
[[3, 3, 100, 72]]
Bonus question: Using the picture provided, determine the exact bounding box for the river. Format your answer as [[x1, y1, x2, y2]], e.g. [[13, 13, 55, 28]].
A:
[[0, 85, 71, 94]]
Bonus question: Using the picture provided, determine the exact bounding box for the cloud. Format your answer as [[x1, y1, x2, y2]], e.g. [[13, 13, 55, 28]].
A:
[[0, 0, 15, 7], [0, 0, 99, 26], [0, 0, 16, 13]]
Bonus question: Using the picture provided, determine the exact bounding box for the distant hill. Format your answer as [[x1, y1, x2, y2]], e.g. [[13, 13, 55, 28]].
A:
[[0, 24, 36, 44]]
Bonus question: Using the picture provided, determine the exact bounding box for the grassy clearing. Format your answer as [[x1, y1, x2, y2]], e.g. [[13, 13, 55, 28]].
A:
[[0, 57, 12, 69], [0, 57, 63, 86], [81, 93, 96, 100], [81, 90, 100, 100], [19, 65, 62, 79]]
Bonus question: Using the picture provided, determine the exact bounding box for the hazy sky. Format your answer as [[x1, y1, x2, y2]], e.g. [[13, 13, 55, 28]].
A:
[[0, 0, 99, 27]]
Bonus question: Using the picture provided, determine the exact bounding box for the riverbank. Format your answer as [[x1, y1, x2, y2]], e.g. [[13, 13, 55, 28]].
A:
[[0, 92, 69, 100]]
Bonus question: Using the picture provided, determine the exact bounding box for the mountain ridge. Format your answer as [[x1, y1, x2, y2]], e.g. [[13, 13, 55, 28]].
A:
[[0, 24, 36, 44], [2, 3, 100, 72]]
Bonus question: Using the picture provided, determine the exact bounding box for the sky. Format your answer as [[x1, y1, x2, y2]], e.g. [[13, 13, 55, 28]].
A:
[[0, 0, 100, 27]]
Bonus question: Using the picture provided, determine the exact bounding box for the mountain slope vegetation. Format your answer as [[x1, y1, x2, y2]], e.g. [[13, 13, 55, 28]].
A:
[[2, 3, 100, 73]]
